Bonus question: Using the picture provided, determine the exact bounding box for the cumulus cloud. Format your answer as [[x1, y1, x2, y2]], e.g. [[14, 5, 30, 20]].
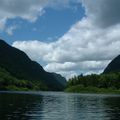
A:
[[12, 0, 120, 78], [44, 61, 109, 72]]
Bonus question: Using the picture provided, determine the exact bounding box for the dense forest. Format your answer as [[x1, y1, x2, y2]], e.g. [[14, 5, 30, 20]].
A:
[[66, 54, 120, 93], [66, 73, 120, 93]]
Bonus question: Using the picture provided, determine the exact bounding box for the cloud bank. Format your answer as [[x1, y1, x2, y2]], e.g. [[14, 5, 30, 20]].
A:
[[12, 0, 120, 78], [82, 0, 120, 28]]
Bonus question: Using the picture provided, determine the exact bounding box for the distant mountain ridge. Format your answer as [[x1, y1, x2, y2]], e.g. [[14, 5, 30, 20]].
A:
[[0, 40, 67, 91], [104, 55, 120, 74]]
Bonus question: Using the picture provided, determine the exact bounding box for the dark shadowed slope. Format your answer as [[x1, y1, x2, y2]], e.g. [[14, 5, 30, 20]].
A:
[[104, 55, 120, 74], [0, 40, 67, 91]]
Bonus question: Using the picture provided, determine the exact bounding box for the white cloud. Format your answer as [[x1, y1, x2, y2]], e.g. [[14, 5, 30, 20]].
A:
[[13, 19, 119, 78], [12, 0, 120, 78], [57, 71, 78, 79], [13, 40, 54, 62], [44, 61, 109, 72]]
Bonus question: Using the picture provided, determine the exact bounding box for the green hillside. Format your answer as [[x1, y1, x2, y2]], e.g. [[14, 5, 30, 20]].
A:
[[0, 40, 67, 91], [0, 67, 47, 91]]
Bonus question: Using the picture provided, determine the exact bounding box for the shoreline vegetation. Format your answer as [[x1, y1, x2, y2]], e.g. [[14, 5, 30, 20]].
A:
[[1, 67, 120, 94], [65, 85, 120, 94], [65, 73, 120, 94], [1, 65, 120, 94]]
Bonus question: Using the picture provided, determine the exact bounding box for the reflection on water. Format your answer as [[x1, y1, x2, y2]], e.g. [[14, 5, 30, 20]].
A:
[[103, 97, 120, 120], [0, 91, 120, 120], [0, 92, 43, 120]]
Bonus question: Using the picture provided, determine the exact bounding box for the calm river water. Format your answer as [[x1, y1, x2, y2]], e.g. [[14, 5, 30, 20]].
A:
[[0, 91, 120, 120]]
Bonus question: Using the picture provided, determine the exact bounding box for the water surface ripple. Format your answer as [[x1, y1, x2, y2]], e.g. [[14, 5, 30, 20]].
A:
[[0, 91, 120, 120]]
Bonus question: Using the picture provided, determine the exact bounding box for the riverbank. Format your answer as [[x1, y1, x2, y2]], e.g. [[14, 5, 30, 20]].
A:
[[2, 85, 120, 94], [65, 85, 120, 94]]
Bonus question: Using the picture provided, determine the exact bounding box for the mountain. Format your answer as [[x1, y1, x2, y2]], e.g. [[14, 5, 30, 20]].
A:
[[0, 40, 67, 91], [104, 55, 120, 74]]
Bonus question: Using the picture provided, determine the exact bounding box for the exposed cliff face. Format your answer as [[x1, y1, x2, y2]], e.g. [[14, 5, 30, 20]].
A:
[[103, 55, 120, 74], [0, 40, 67, 91]]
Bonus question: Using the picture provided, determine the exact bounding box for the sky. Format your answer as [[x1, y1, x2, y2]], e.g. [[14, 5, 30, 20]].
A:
[[0, 0, 120, 79]]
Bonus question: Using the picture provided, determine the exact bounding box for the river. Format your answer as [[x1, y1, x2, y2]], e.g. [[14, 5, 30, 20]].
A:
[[0, 91, 120, 120]]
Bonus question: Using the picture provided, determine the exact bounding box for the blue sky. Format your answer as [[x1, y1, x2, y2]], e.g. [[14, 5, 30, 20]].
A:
[[1, 2, 84, 44], [1, 0, 120, 78]]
